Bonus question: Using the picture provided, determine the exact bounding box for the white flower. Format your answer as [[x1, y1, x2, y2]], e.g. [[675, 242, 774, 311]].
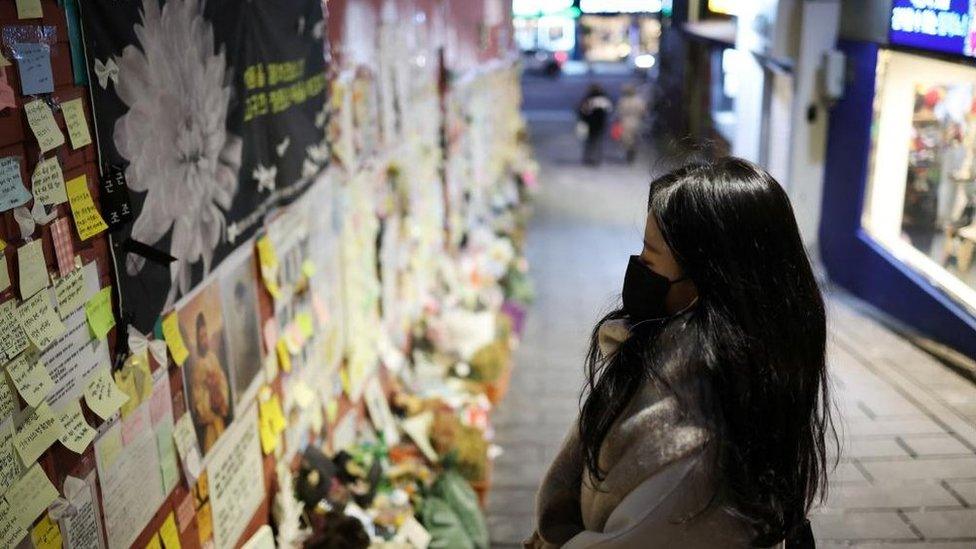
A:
[[114, 0, 242, 307], [253, 164, 277, 193]]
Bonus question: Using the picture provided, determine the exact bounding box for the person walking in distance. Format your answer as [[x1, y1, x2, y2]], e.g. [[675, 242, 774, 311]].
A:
[[617, 84, 646, 163], [578, 84, 613, 166]]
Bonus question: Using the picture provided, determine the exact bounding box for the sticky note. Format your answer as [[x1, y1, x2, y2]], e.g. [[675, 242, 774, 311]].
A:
[[30, 513, 61, 549], [5, 463, 59, 531], [61, 98, 92, 149], [146, 533, 163, 549], [17, 240, 49, 300], [0, 376, 15, 419], [0, 157, 32, 212], [0, 300, 28, 359], [85, 287, 114, 340], [13, 401, 64, 464], [172, 413, 201, 482], [50, 217, 76, 276], [24, 99, 65, 154], [161, 312, 189, 366], [84, 366, 129, 420], [301, 259, 316, 278], [0, 500, 26, 548], [12, 43, 53, 95], [6, 347, 53, 408], [54, 267, 87, 318], [0, 255, 9, 292], [66, 175, 108, 241], [57, 400, 96, 453], [276, 339, 291, 372], [15, 0, 43, 19], [159, 512, 181, 549], [31, 156, 67, 206], [17, 291, 66, 351]]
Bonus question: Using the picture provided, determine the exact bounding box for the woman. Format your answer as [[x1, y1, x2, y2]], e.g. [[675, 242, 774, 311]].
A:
[[616, 84, 646, 163], [526, 158, 835, 548], [578, 84, 613, 166]]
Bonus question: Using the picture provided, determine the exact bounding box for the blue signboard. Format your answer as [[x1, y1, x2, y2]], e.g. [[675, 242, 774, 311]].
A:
[[889, 0, 972, 57]]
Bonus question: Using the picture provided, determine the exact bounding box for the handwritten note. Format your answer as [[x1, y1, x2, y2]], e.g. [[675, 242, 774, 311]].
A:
[[17, 239, 48, 299], [12, 43, 53, 95], [57, 400, 96, 453], [0, 255, 9, 292], [13, 401, 64, 464], [24, 99, 65, 154], [31, 156, 67, 206], [84, 366, 129, 420], [0, 377, 15, 419], [61, 98, 92, 149], [59, 474, 103, 549], [172, 413, 202, 483], [0, 422, 24, 493], [0, 300, 29, 359], [15, 0, 43, 19], [85, 287, 114, 340], [54, 267, 87, 318], [0, 157, 32, 212], [30, 513, 62, 549], [17, 291, 67, 351], [6, 463, 59, 531], [208, 405, 265, 549], [0, 498, 26, 548], [161, 312, 189, 366], [65, 175, 108, 241], [6, 347, 53, 407]]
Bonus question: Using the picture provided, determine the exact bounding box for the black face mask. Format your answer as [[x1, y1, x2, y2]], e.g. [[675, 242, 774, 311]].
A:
[[621, 255, 686, 322]]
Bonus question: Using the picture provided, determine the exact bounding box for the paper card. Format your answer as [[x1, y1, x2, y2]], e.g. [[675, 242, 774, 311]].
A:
[[159, 512, 181, 549], [13, 401, 64, 464], [0, 376, 15, 419], [6, 346, 53, 407], [0, 422, 24, 493], [54, 267, 87, 318], [0, 499, 26, 548], [50, 217, 76, 277], [0, 255, 9, 292], [15, 0, 43, 19], [161, 312, 189, 366], [0, 157, 32, 212], [84, 287, 114, 340], [24, 99, 65, 153], [84, 365, 129, 420], [208, 405, 264, 549], [172, 413, 201, 483], [17, 239, 48, 299], [58, 473, 105, 549], [66, 175, 108, 241], [31, 156, 67, 206], [61, 98, 92, 149], [18, 290, 66, 351], [57, 400, 96, 453], [30, 513, 62, 549], [0, 300, 29, 359], [12, 43, 53, 95], [6, 463, 59, 531]]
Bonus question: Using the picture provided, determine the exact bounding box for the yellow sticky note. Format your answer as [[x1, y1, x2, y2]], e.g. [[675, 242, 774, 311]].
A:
[[159, 511, 181, 549], [30, 513, 61, 549], [61, 98, 92, 150], [161, 312, 189, 366], [5, 347, 53, 408], [13, 402, 64, 464], [301, 259, 316, 278], [54, 267, 87, 318], [83, 366, 130, 420], [0, 300, 29, 359], [6, 463, 58, 531], [145, 533, 163, 549], [257, 394, 280, 455], [0, 500, 27, 549], [57, 400, 96, 454], [17, 239, 49, 300], [85, 287, 115, 340], [275, 339, 291, 372], [17, 291, 66, 351], [256, 236, 281, 298], [296, 312, 315, 339], [66, 175, 108, 241], [15, 0, 42, 19], [325, 399, 338, 424], [24, 100, 65, 154], [31, 156, 67, 206]]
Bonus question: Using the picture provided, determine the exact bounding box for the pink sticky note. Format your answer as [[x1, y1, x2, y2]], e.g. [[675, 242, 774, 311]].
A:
[[50, 217, 76, 276]]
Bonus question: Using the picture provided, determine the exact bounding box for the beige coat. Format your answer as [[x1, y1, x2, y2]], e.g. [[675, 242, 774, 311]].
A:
[[525, 321, 754, 548]]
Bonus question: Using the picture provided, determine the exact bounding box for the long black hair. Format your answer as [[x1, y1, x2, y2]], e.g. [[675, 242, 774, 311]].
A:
[[578, 158, 835, 546]]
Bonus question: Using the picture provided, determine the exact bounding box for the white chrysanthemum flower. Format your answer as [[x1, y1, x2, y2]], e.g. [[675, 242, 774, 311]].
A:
[[114, 0, 242, 307]]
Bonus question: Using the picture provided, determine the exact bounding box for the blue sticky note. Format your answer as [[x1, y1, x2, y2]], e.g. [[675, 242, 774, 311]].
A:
[[12, 43, 54, 95], [0, 157, 32, 212]]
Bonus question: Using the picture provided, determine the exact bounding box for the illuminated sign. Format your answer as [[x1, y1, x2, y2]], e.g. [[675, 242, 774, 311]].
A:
[[579, 0, 663, 14], [889, 0, 975, 57], [708, 0, 738, 16], [513, 0, 575, 17]]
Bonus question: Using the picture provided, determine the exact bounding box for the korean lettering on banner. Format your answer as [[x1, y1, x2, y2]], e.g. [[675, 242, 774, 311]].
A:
[[98, 165, 132, 231]]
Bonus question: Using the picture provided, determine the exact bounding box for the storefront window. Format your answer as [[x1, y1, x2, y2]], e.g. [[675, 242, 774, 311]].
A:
[[862, 49, 976, 310]]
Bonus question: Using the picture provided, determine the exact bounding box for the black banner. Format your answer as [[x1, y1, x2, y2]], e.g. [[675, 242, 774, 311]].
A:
[[80, 0, 329, 331]]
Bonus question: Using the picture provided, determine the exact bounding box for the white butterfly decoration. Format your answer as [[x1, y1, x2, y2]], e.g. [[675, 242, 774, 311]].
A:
[[94, 58, 119, 89], [314, 104, 327, 129], [13, 200, 55, 239], [306, 142, 329, 164], [276, 137, 290, 157], [253, 163, 278, 193], [302, 159, 319, 179], [312, 20, 325, 40]]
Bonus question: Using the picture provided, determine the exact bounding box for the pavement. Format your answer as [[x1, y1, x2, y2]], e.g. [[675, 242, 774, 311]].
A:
[[487, 74, 976, 548]]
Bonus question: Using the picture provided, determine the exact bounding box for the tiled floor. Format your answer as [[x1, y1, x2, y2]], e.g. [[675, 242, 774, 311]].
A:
[[487, 111, 976, 547]]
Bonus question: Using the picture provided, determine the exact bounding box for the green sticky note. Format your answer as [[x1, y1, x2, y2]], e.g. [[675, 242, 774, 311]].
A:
[[84, 287, 115, 340]]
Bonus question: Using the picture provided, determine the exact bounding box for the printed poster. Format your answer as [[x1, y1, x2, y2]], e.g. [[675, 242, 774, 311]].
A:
[[79, 0, 329, 332]]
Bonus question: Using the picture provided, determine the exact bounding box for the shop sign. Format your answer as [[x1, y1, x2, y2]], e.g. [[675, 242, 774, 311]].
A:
[[889, 0, 974, 57]]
